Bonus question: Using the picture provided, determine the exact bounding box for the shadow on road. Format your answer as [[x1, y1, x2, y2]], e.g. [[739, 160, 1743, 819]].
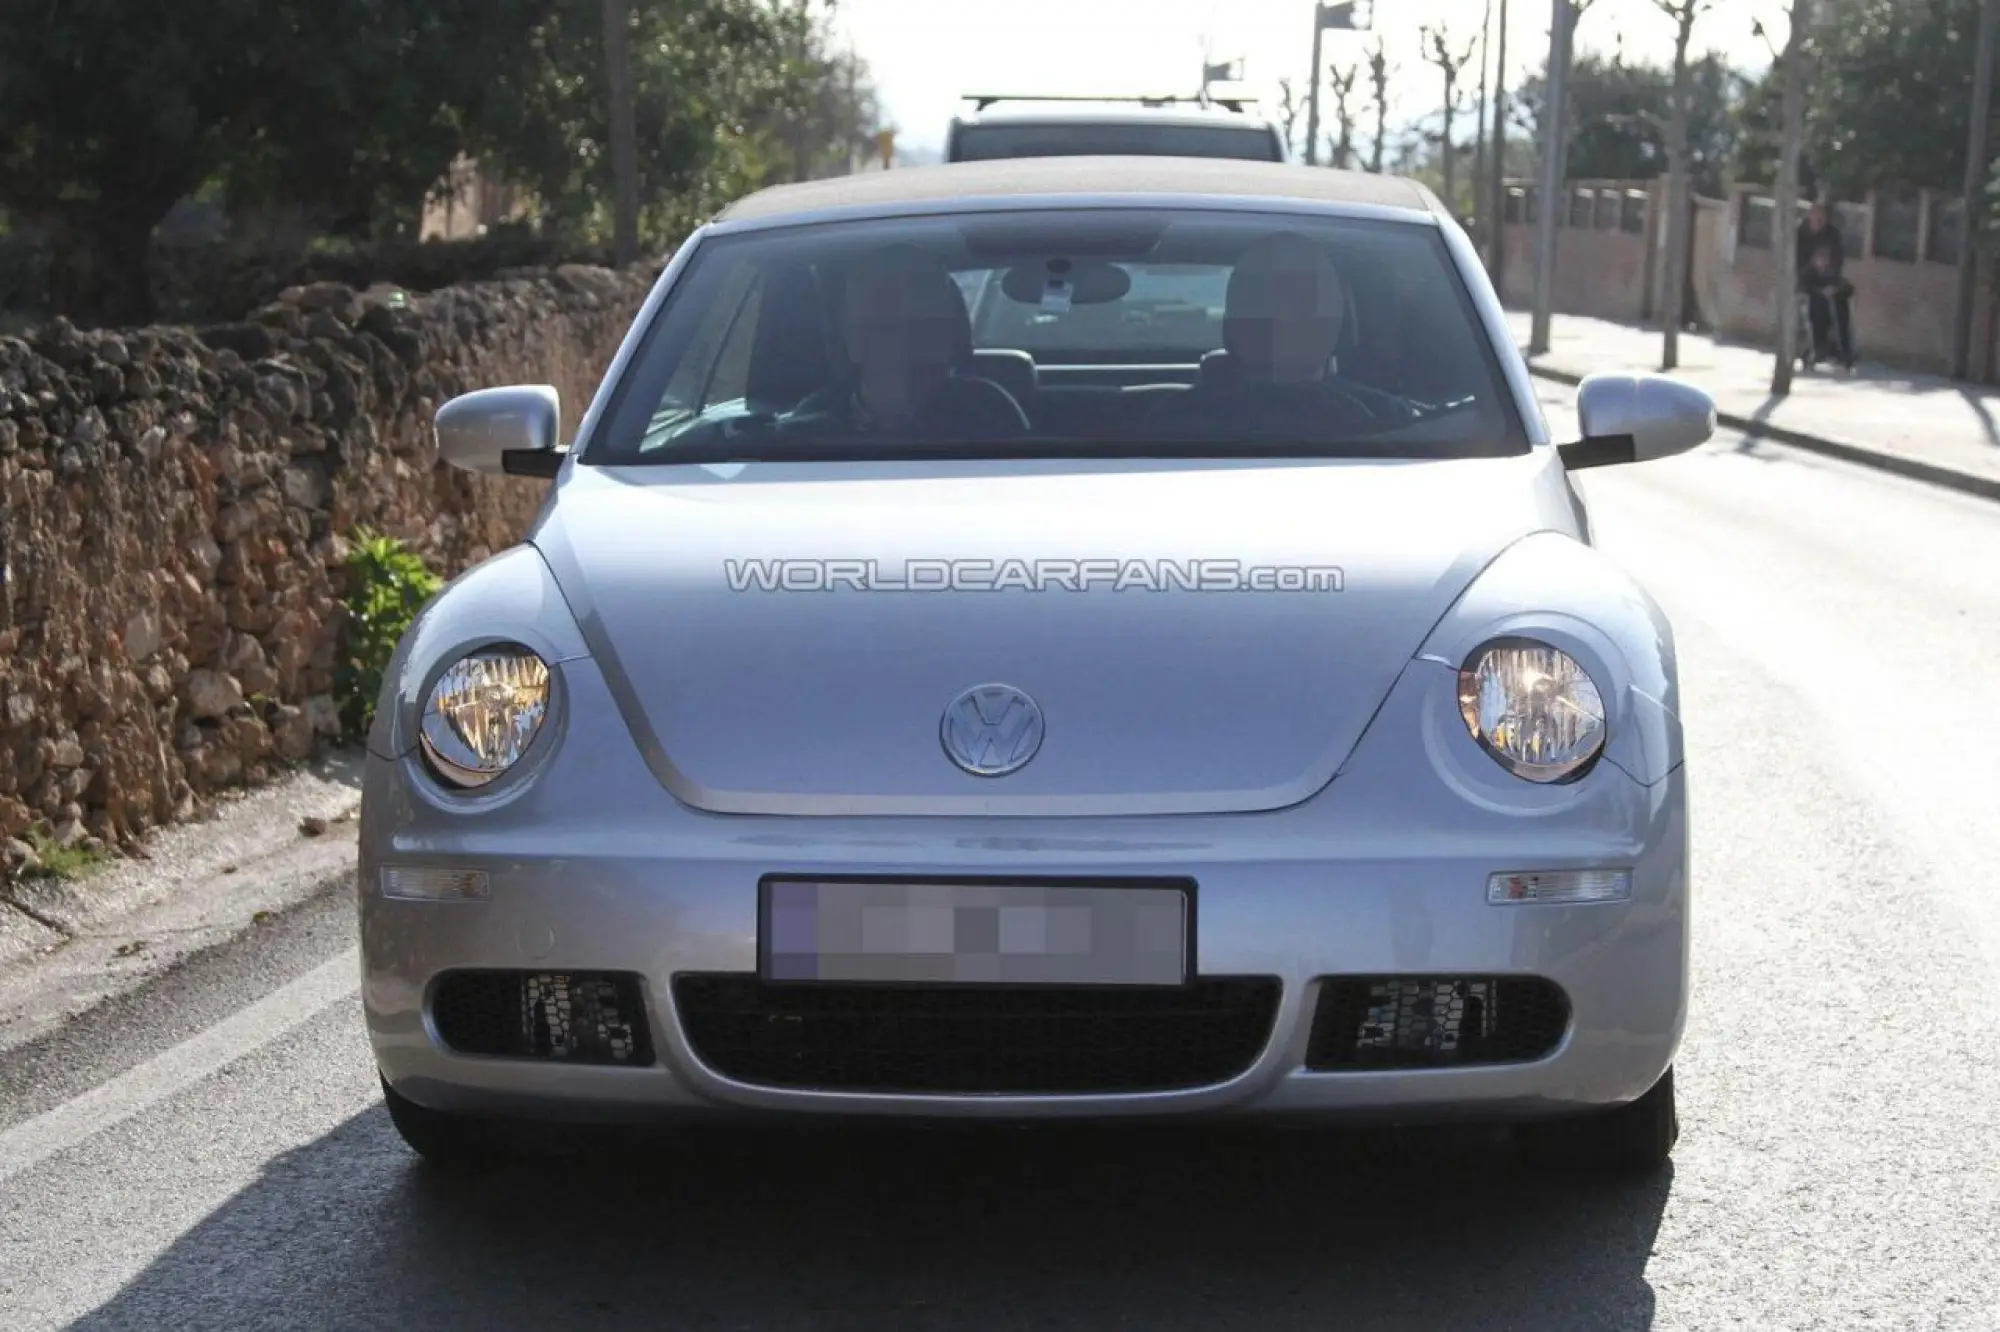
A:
[[68, 1110, 1671, 1331]]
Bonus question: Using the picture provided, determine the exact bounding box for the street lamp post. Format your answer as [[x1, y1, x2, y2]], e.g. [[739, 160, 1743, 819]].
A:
[[1474, 0, 1493, 234], [1305, 2, 1361, 167], [1953, 0, 2000, 380], [1305, 15, 1327, 163], [1528, 0, 1575, 356]]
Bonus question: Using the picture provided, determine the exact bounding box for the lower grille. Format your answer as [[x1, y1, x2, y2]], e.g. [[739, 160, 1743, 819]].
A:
[[431, 970, 654, 1066], [673, 975, 1281, 1094], [1305, 975, 1569, 1070]]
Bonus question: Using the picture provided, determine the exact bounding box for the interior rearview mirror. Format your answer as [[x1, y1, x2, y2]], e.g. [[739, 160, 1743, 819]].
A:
[[434, 385, 564, 478], [1559, 373, 1716, 471]]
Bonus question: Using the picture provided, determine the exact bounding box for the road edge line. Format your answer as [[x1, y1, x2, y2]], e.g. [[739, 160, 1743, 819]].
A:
[[0, 944, 361, 1185]]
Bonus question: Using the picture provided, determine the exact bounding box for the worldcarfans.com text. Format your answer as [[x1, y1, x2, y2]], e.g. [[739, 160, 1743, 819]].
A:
[[723, 558, 1345, 593]]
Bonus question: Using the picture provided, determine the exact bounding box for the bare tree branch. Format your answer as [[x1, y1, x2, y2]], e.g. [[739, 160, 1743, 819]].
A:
[[1367, 38, 1394, 173], [1276, 77, 1303, 159], [1652, 0, 1715, 369], [1419, 23, 1481, 210], [1327, 62, 1360, 168]]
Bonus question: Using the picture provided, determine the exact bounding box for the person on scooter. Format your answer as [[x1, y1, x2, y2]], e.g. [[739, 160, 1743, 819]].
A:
[[1797, 202, 1855, 370]]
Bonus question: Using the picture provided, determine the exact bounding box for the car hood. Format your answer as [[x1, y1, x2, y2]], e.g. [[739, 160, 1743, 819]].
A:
[[533, 455, 1580, 816]]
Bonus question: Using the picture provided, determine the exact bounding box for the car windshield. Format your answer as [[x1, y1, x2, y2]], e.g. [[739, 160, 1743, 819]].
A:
[[950, 122, 1283, 162], [589, 207, 1528, 465]]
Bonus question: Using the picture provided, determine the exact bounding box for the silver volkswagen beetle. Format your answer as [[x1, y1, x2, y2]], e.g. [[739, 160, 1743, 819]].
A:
[[359, 158, 1714, 1172]]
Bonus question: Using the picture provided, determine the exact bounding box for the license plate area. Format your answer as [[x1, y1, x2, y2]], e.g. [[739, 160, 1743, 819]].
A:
[[759, 876, 1194, 987]]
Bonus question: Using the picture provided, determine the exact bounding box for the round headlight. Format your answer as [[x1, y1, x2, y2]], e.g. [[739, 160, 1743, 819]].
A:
[[1456, 638, 1606, 783], [418, 646, 552, 789]]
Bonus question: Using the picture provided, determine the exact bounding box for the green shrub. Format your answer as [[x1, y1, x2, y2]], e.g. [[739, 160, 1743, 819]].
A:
[[336, 528, 442, 739], [21, 827, 109, 881]]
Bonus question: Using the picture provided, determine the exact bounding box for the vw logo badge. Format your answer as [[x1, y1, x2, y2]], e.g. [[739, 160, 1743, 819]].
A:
[[940, 684, 1044, 777]]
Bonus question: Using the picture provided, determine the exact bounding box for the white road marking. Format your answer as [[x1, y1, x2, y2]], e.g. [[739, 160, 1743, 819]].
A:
[[0, 947, 360, 1186]]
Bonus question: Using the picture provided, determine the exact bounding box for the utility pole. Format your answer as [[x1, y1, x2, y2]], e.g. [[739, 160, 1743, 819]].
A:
[[1770, 0, 1813, 396], [1305, 2, 1361, 166], [1488, 0, 1510, 281], [1953, 0, 2000, 380], [1474, 0, 1493, 235], [602, 0, 638, 267], [845, 50, 859, 175], [1528, 0, 1575, 356], [1306, 12, 1327, 163]]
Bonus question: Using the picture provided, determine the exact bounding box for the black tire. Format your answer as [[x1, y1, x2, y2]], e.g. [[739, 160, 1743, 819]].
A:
[[1516, 1066, 1679, 1174], [380, 1076, 505, 1167]]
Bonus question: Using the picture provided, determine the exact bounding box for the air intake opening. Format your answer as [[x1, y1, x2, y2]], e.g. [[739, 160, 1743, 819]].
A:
[[431, 970, 654, 1066], [673, 974, 1281, 1094], [1305, 975, 1568, 1070]]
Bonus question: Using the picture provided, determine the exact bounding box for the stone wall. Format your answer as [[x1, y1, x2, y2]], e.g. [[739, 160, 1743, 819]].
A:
[[0, 265, 653, 878], [0, 230, 618, 330]]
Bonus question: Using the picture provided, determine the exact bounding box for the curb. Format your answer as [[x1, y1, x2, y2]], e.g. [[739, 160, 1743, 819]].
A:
[[1526, 362, 2000, 504], [0, 772, 361, 960], [0, 784, 361, 949]]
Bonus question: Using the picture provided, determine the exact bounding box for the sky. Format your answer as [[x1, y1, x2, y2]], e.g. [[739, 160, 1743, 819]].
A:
[[830, 0, 1790, 159]]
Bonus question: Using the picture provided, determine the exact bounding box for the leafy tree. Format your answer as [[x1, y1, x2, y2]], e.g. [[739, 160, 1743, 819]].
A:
[[765, 0, 883, 184], [1731, 0, 1981, 196], [1799, 0, 1982, 195], [1512, 51, 1744, 195], [0, 0, 877, 322], [0, 1, 262, 323], [465, 0, 874, 247], [0, 0, 550, 322], [222, 1, 556, 242]]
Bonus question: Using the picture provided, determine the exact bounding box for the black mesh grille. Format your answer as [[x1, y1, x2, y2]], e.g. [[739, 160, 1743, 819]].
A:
[[673, 975, 1281, 1094], [1305, 976, 1568, 1070], [431, 970, 654, 1066]]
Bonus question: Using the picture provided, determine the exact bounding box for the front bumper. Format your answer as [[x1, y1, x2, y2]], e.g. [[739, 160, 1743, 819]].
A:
[[360, 657, 1689, 1125]]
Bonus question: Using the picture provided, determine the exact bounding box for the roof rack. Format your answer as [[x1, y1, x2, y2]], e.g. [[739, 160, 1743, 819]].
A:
[[962, 93, 1253, 114]]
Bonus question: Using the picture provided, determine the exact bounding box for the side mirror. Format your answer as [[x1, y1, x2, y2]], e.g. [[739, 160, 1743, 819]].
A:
[[1559, 372, 1716, 471], [434, 385, 564, 478]]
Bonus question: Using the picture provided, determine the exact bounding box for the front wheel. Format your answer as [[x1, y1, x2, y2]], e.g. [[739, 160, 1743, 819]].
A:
[[1515, 1066, 1679, 1175], [380, 1076, 505, 1167]]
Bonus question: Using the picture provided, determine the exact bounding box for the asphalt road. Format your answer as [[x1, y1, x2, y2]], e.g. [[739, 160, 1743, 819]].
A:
[[5, 410, 2000, 1331]]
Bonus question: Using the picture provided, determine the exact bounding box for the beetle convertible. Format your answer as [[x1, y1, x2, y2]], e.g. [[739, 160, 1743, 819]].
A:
[[359, 158, 1714, 1173]]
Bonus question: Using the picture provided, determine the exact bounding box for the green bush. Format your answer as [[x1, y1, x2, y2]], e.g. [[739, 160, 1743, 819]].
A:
[[336, 528, 442, 739], [21, 828, 109, 881]]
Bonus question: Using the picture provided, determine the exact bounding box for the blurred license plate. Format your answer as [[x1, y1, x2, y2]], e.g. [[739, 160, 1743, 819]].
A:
[[760, 878, 1190, 986]]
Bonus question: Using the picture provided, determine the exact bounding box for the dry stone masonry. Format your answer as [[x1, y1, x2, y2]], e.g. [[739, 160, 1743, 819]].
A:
[[0, 264, 652, 880]]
